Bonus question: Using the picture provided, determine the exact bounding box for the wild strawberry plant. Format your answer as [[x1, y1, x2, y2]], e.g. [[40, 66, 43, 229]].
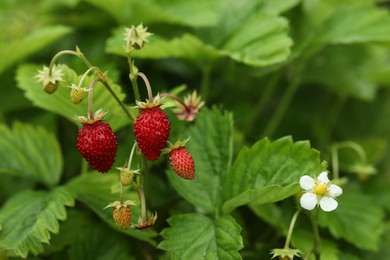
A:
[[1, 0, 390, 259]]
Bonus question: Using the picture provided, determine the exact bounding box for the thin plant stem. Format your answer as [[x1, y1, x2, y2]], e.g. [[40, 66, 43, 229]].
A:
[[138, 187, 147, 223], [87, 78, 100, 120], [331, 141, 367, 181], [77, 66, 98, 89], [263, 75, 301, 137], [331, 144, 339, 180], [49, 48, 133, 122], [127, 55, 141, 101], [100, 80, 135, 122], [120, 182, 124, 204], [284, 208, 301, 249], [137, 72, 154, 102], [310, 208, 321, 260], [127, 143, 137, 171], [248, 72, 281, 132]]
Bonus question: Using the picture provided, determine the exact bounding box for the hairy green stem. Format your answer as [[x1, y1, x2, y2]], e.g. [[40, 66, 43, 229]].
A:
[[138, 187, 147, 223], [310, 208, 321, 260], [284, 208, 301, 249], [87, 78, 100, 120], [127, 143, 137, 171], [137, 72, 154, 102], [331, 141, 367, 180], [127, 55, 141, 102], [77, 66, 98, 89]]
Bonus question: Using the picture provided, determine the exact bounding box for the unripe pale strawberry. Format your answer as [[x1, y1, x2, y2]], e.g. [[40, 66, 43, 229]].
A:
[[113, 206, 132, 230], [105, 201, 136, 230], [70, 87, 85, 104], [76, 110, 118, 173], [134, 98, 170, 161]]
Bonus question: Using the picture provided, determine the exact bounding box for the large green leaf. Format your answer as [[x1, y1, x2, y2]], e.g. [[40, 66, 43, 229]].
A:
[[219, 12, 292, 67], [0, 122, 62, 188], [66, 172, 157, 245], [0, 187, 75, 258], [85, 0, 217, 27], [106, 2, 292, 68], [106, 31, 221, 67], [159, 214, 243, 259], [0, 26, 72, 75], [319, 189, 384, 250], [313, 2, 390, 45], [16, 64, 130, 130], [303, 45, 388, 100], [223, 136, 327, 214], [167, 107, 233, 213]]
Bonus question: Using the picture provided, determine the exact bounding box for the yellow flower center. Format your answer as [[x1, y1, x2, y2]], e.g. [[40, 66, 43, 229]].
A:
[[314, 184, 328, 196]]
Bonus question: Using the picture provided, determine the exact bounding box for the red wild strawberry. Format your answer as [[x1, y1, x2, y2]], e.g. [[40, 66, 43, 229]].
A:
[[134, 96, 170, 161], [76, 109, 118, 173], [163, 139, 195, 180]]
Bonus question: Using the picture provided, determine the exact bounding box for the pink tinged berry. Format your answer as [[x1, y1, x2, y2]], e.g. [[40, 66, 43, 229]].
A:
[[169, 146, 195, 180]]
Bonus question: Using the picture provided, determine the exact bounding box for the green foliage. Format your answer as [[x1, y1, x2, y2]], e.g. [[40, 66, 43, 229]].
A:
[[66, 173, 157, 245], [320, 189, 384, 250], [0, 26, 72, 75], [159, 214, 243, 259], [167, 107, 233, 213], [1, 0, 390, 259], [0, 187, 75, 258], [223, 136, 326, 213], [0, 122, 62, 188], [16, 64, 129, 130]]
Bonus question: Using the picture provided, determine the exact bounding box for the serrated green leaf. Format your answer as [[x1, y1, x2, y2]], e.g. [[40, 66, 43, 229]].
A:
[[0, 187, 75, 258], [0, 122, 62, 188], [106, 31, 221, 67], [86, 0, 217, 27], [66, 173, 157, 245], [0, 25, 72, 75], [314, 2, 390, 44], [220, 13, 292, 67], [167, 107, 233, 213], [159, 214, 243, 259], [16, 64, 130, 130], [223, 136, 327, 214], [319, 189, 384, 250]]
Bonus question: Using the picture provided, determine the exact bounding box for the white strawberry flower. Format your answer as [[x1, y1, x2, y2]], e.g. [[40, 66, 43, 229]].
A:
[[299, 172, 342, 212]]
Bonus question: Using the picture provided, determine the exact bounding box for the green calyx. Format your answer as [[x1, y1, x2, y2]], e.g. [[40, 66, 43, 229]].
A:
[[162, 137, 190, 154]]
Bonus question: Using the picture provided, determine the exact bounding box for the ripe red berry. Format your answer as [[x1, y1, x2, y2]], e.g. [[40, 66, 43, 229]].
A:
[[76, 118, 118, 173], [134, 106, 170, 161], [168, 146, 195, 180]]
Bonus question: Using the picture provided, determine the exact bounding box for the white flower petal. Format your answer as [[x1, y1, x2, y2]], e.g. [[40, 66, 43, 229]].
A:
[[328, 184, 343, 198], [300, 192, 318, 210], [299, 175, 315, 190], [317, 172, 330, 184], [319, 196, 338, 212]]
